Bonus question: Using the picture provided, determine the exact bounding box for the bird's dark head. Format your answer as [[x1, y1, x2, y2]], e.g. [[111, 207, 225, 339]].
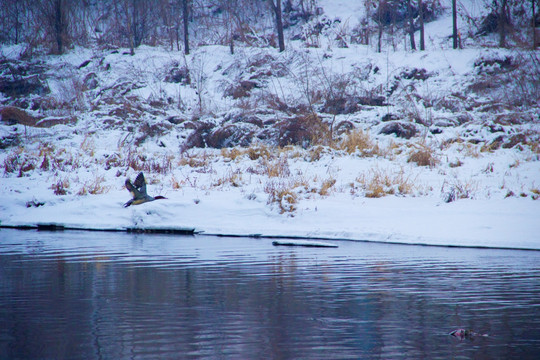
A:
[[154, 196, 167, 200]]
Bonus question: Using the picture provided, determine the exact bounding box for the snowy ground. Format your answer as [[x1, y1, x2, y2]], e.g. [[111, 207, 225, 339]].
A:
[[1, 0, 539, 250], [1, 141, 539, 250]]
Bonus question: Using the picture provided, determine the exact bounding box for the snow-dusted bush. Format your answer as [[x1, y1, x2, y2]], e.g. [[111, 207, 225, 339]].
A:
[[338, 129, 382, 157], [264, 178, 301, 214], [407, 142, 439, 167], [441, 176, 478, 203], [355, 167, 417, 198]]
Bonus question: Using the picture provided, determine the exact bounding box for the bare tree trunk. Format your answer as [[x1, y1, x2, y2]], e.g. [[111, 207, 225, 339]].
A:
[[269, 0, 285, 52], [54, 0, 65, 54], [499, 0, 508, 48], [452, 0, 458, 49], [407, 0, 416, 50], [377, 0, 382, 53], [377, 23, 382, 53], [534, 0, 537, 49], [419, 0, 425, 50], [130, 0, 136, 55], [183, 0, 189, 55], [226, 0, 234, 54], [14, 0, 21, 44]]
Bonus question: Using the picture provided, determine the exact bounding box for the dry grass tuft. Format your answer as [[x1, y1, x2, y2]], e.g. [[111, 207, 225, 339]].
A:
[[178, 151, 213, 171], [212, 170, 243, 188], [441, 177, 478, 203], [338, 129, 381, 156], [306, 145, 327, 161], [221, 147, 244, 161], [261, 155, 290, 178], [2, 149, 37, 177], [356, 168, 416, 198], [449, 159, 464, 168], [77, 175, 109, 195], [51, 177, 70, 195], [407, 143, 439, 167], [80, 135, 96, 156], [319, 177, 336, 196], [246, 144, 273, 160], [461, 143, 482, 157], [277, 113, 332, 147], [264, 179, 299, 214], [170, 175, 184, 189]]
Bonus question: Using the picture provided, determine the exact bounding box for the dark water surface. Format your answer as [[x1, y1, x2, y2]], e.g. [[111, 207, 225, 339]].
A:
[[1, 229, 539, 360]]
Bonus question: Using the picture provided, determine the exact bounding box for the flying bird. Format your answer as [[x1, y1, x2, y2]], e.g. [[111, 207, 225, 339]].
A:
[[124, 172, 166, 207]]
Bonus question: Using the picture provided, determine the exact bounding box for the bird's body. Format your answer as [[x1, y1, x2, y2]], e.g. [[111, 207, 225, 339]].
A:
[[124, 172, 166, 207]]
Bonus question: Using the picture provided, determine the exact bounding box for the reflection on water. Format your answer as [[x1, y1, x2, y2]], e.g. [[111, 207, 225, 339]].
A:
[[1, 229, 539, 359]]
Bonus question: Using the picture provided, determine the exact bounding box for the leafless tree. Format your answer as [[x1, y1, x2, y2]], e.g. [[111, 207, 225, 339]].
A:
[[534, 0, 538, 49], [419, 0, 425, 50], [183, 0, 190, 54], [453, 0, 458, 49], [498, 0, 509, 47], [0, 0, 27, 44], [269, 0, 285, 52], [407, 0, 416, 50], [375, 0, 384, 53]]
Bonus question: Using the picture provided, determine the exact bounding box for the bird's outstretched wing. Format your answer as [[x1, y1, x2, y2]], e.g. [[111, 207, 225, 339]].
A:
[[133, 172, 147, 195], [125, 178, 142, 198], [124, 172, 150, 207]]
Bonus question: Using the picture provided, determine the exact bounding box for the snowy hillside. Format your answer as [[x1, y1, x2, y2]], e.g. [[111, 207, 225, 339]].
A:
[[0, 0, 539, 249]]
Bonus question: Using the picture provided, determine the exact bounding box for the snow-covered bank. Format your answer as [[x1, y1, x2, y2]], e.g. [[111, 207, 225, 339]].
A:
[[2, 178, 539, 250]]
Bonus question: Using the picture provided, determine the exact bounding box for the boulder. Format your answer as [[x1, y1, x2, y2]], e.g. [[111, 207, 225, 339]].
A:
[[379, 121, 419, 139]]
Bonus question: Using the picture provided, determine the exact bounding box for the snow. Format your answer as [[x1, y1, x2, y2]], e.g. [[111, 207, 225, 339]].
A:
[[1, 146, 539, 250], [1, 1, 539, 251]]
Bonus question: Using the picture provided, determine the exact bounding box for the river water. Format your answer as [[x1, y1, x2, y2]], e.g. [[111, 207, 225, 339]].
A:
[[1, 229, 539, 359]]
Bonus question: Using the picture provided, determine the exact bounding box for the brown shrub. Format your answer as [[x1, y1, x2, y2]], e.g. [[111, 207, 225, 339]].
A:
[[224, 80, 259, 99], [135, 122, 172, 146], [246, 144, 272, 160], [178, 151, 212, 169], [442, 178, 478, 203], [277, 113, 331, 147], [51, 178, 70, 195], [407, 144, 439, 167], [206, 124, 255, 148], [3, 152, 21, 174], [221, 147, 244, 161], [319, 177, 336, 196], [357, 168, 415, 198], [338, 129, 381, 156], [77, 175, 109, 195], [212, 170, 243, 188], [18, 159, 36, 177], [164, 64, 191, 84], [262, 155, 290, 178], [334, 120, 354, 135], [264, 180, 298, 214]]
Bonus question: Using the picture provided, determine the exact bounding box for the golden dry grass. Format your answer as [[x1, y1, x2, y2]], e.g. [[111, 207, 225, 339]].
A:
[[356, 167, 416, 198]]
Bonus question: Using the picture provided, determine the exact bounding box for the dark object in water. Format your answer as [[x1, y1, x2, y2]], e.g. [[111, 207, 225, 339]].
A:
[[126, 227, 196, 235], [272, 239, 338, 248], [37, 223, 65, 231], [450, 328, 488, 340]]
